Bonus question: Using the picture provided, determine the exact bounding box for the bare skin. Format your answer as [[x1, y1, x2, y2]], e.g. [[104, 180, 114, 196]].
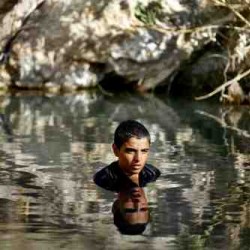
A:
[[112, 137, 150, 185], [118, 187, 149, 224]]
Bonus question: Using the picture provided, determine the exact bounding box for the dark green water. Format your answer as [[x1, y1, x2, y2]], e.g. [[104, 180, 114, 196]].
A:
[[0, 93, 249, 250]]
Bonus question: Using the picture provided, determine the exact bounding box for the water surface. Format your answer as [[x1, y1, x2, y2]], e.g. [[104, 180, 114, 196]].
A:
[[0, 93, 249, 250]]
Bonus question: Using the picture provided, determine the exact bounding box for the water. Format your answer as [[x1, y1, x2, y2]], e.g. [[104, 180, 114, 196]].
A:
[[0, 93, 249, 250]]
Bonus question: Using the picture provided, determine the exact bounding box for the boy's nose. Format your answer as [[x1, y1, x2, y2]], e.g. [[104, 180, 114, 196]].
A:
[[134, 152, 141, 161]]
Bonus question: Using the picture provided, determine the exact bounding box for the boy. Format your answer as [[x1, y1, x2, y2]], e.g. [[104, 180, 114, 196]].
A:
[[93, 120, 160, 192], [112, 187, 149, 235]]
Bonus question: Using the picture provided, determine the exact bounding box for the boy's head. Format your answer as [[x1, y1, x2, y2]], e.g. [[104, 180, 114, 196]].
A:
[[112, 120, 151, 176], [112, 187, 149, 235], [113, 120, 150, 149]]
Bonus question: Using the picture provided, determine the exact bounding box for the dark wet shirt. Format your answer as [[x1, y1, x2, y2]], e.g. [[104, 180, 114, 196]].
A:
[[93, 161, 161, 192]]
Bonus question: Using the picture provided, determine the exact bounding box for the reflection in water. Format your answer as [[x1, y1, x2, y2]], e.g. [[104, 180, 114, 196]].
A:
[[112, 187, 149, 235], [93, 119, 160, 235], [0, 114, 12, 138], [0, 93, 249, 249]]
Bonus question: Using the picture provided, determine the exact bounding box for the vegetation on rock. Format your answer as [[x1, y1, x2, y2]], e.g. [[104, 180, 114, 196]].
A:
[[0, 0, 249, 104]]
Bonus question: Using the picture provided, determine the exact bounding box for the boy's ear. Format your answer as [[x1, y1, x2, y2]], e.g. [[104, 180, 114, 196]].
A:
[[112, 143, 119, 157]]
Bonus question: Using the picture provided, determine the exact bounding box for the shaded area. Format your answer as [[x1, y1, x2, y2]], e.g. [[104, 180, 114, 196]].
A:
[[0, 0, 249, 102], [0, 0, 18, 16]]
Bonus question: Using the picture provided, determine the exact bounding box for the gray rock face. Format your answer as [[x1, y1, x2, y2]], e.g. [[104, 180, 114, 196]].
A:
[[0, 0, 240, 92]]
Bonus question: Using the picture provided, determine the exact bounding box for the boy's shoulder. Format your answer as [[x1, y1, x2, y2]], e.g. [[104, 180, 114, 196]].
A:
[[143, 163, 160, 173], [94, 161, 120, 178], [93, 161, 122, 192], [93, 161, 161, 191], [141, 163, 161, 183]]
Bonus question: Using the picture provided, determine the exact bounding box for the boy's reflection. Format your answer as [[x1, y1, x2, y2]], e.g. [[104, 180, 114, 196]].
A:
[[93, 121, 160, 235], [112, 187, 149, 235]]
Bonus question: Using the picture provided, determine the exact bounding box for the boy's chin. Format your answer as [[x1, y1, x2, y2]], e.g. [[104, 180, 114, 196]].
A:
[[127, 169, 142, 175]]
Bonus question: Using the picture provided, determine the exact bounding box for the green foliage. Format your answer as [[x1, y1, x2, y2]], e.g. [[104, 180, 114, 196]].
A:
[[134, 1, 163, 25]]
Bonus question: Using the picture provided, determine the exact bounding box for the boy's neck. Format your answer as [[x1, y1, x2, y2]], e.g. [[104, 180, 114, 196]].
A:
[[127, 174, 139, 185]]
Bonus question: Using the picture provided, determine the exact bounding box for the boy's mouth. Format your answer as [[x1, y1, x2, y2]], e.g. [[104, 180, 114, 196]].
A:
[[131, 164, 142, 170], [131, 164, 141, 167]]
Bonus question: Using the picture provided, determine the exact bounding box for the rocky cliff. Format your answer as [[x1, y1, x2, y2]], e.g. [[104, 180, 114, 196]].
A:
[[0, 0, 249, 101]]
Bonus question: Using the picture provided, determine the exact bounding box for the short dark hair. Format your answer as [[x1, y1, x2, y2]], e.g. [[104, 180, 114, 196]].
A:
[[113, 209, 148, 235], [114, 120, 150, 149]]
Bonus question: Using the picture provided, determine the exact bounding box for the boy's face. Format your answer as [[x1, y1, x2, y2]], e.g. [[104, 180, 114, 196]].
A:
[[112, 137, 150, 176], [118, 187, 149, 224]]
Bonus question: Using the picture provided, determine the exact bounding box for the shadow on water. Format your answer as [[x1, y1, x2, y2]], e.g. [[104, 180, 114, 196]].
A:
[[0, 92, 249, 249]]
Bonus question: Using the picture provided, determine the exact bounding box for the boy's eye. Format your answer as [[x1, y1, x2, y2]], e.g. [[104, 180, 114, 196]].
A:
[[124, 208, 137, 213], [124, 148, 149, 154], [125, 148, 135, 153], [142, 149, 149, 153]]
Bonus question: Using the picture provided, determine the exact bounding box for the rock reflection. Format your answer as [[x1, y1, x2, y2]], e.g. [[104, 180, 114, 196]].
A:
[[0, 113, 12, 138], [0, 93, 249, 249], [0, 96, 13, 142]]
